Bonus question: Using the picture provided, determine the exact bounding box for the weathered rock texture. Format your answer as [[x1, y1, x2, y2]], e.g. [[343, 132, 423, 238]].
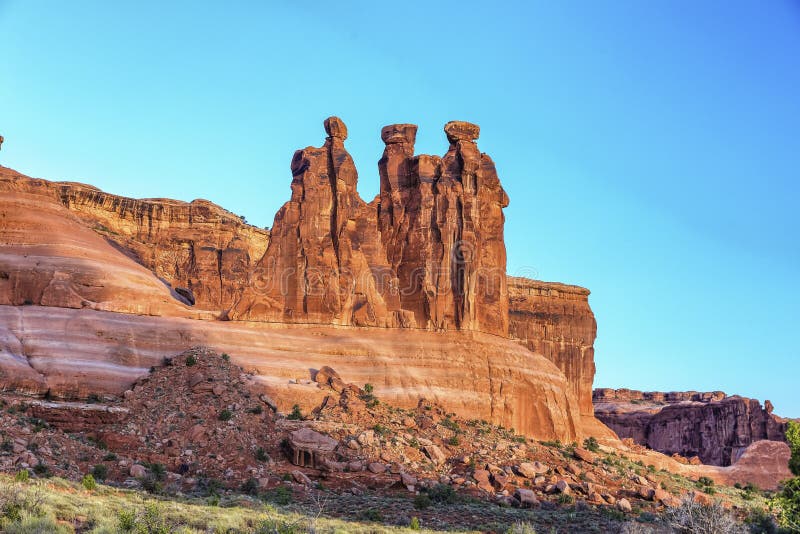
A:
[[0, 305, 583, 440], [0, 166, 269, 314], [508, 278, 597, 417], [593, 388, 789, 466], [376, 122, 509, 335], [231, 118, 509, 335]]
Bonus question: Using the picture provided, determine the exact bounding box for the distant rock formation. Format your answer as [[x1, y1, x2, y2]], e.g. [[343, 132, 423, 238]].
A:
[[593, 388, 789, 466]]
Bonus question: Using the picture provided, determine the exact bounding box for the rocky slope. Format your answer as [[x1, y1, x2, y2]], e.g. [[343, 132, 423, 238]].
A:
[[593, 388, 789, 466]]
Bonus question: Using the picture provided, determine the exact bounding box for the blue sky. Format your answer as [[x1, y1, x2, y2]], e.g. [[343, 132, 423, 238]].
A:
[[1, 1, 798, 415]]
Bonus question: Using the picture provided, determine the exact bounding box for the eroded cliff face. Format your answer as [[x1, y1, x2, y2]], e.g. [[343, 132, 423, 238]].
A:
[[508, 278, 597, 416], [593, 389, 789, 466], [230, 118, 509, 335], [377, 122, 509, 335], [0, 166, 269, 313]]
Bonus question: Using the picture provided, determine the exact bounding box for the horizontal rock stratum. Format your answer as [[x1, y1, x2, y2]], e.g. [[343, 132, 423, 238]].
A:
[[0, 118, 614, 442], [593, 388, 791, 466]]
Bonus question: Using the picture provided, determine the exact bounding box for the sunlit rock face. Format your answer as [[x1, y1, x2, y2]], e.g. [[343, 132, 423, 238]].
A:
[[0, 117, 608, 442], [593, 388, 790, 466]]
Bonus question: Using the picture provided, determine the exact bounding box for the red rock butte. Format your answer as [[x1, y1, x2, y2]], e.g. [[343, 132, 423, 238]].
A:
[[0, 118, 670, 449]]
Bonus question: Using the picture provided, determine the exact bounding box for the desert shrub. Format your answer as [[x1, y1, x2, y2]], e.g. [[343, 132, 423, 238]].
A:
[[413, 494, 432, 510], [249, 405, 264, 415], [583, 436, 600, 452], [426, 483, 458, 504], [221, 353, 230, 362], [557, 493, 574, 505], [744, 507, 778, 533], [286, 405, 303, 420], [409, 516, 421, 530], [372, 424, 390, 437], [771, 476, 800, 532], [3, 514, 72, 534], [665, 496, 743, 533], [441, 417, 460, 433], [81, 473, 96, 491], [506, 521, 537, 534], [32, 463, 48, 476], [14, 470, 29, 483], [787, 421, 800, 477], [241, 477, 259, 496], [255, 447, 269, 462], [696, 476, 715, 488], [91, 463, 108, 480], [218, 409, 233, 421], [185, 354, 197, 366], [265, 485, 292, 505], [117, 509, 136, 531], [363, 383, 374, 395], [448, 435, 460, 446], [103, 452, 117, 461], [359, 508, 382, 522]]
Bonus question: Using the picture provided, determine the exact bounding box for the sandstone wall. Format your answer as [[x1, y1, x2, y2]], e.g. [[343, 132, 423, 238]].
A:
[[0, 305, 584, 441], [0, 166, 269, 313], [508, 278, 597, 416], [230, 118, 509, 335], [593, 388, 788, 466]]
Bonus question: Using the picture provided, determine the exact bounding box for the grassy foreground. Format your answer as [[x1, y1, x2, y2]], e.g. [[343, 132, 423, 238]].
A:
[[0, 474, 443, 534]]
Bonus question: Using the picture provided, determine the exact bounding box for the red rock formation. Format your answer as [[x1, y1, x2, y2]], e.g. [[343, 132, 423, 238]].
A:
[[0, 166, 269, 314], [229, 117, 407, 327], [232, 118, 508, 335], [377, 121, 510, 335], [593, 388, 789, 466], [508, 278, 597, 416], [0, 117, 608, 443]]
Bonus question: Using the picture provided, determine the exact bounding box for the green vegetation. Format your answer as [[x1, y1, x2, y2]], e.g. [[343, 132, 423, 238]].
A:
[[221, 353, 230, 362], [91, 464, 109, 481], [287, 404, 303, 420], [582, 436, 600, 452], [787, 420, 800, 477], [185, 354, 197, 366], [218, 409, 232, 421], [82, 474, 97, 491]]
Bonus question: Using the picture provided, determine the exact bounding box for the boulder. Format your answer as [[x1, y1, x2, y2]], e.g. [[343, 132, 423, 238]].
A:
[[286, 427, 337, 468], [514, 488, 539, 508]]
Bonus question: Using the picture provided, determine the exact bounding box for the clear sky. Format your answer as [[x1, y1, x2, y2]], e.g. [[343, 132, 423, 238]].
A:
[[1, 1, 798, 416]]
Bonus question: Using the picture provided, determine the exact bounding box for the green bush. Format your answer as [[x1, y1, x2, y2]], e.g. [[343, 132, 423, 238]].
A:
[[81, 473, 97, 490], [771, 476, 800, 531], [426, 483, 458, 504], [264, 485, 292, 505], [185, 354, 197, 366], [14, 470, 29, 483], [218, 409, 233, 421], [413, 494, 432, 510], [91, 463, 108, 480], [787, 420, 800, 476], [286, 405, 303, 420], [221, 353, 230, 362], [255, 447, 269, 462], [241, 477, 259, 496], [582, 436, 600, 452], [409, 516, 421, 530], [359, 508, 382, 522]]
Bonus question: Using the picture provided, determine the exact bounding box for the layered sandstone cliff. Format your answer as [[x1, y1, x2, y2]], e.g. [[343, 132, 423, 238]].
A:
[[593, 388, 788, 466], [0, 118, 608, 442], [508, 278, 597, 417], [0, 166, 269, 313]]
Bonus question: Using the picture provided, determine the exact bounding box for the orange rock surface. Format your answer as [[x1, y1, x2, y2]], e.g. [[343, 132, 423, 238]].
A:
[[0, 305, 584, 440]]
